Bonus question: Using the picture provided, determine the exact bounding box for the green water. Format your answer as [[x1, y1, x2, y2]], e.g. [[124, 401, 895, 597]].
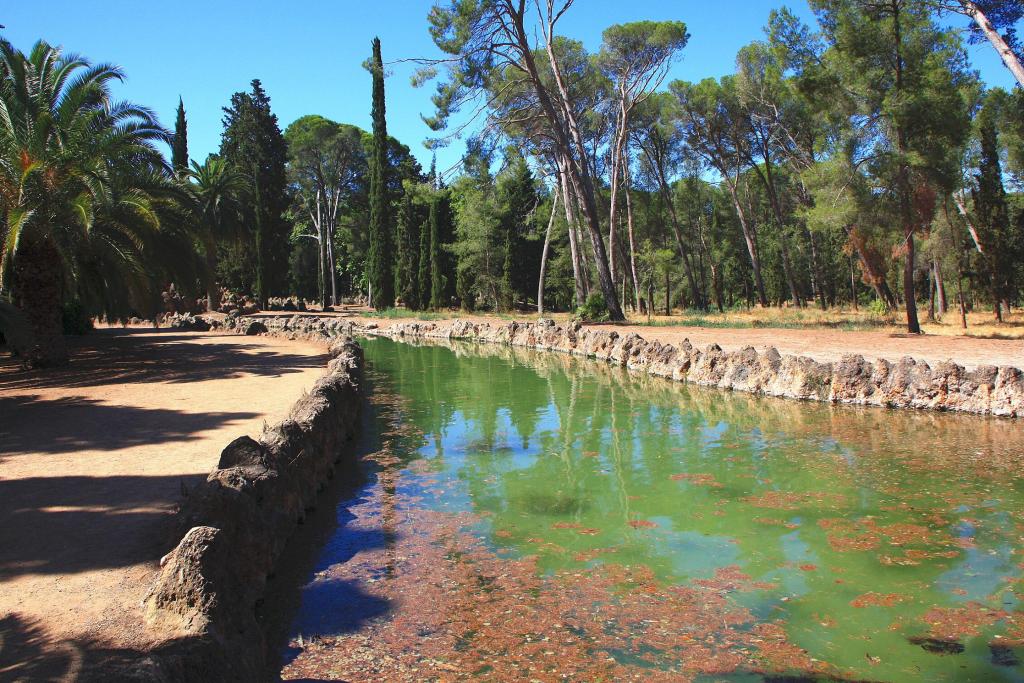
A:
[[282, 337, 1024, 681]]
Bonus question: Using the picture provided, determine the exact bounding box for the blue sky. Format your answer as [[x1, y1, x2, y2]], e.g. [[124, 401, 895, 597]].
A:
[[7, 1, 1021, 173]]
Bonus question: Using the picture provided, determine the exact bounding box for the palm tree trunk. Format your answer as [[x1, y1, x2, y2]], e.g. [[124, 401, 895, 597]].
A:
[[14, 236, 68, 367]]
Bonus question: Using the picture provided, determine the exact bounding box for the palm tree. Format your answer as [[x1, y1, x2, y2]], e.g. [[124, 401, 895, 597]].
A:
[[185, 157, 247, 312], [0, 39, 170, 366]]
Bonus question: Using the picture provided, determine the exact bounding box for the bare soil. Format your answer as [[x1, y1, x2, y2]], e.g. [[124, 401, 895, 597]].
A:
[[306, 308, 1024, 371], [0, 328, 327, 680], [594, 324, 1024, 370]]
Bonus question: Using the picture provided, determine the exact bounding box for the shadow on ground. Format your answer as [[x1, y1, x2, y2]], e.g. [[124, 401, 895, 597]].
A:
[[0, 394, 259, 457], [0, 473, 208, 581], [0, 328, 324, 392]]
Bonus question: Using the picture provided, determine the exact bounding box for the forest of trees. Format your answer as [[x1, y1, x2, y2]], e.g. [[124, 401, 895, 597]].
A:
[[2, 1, 1023, 366]]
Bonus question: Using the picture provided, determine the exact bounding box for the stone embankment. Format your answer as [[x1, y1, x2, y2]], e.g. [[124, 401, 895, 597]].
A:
[[101, 335, 363, 681], [249, 315, 1023, 418]]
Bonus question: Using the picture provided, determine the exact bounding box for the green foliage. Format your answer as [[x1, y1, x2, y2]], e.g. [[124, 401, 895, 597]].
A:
[[972, 96, 1018, 309], [288, 239, 320, 302], [0, 39, 199, 364], [285, 114, 367, 307], [394, 192, 416, 308], [576, 292, 610, 322], [0, 298, 32, 353], [172, 98, 189, 173], [429, 191, 450, 309], [867, 297, 889, 316], [61, 299, 93, 335], [367, 37, 394, 309], [497, 155, 539, 310], [220, 79, 290, 305], [418, 210, 432, 309]]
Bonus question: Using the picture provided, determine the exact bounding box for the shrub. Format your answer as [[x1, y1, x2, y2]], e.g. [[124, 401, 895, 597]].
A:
[[575, 292, 609, 322], [62, 300, 93, 335], [867, 298, 889, 317]]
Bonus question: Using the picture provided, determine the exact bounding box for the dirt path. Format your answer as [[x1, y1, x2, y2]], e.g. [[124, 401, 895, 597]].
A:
[[297, 309, 1024, 371], [0, 329, 327, 680], [594, 324, 1024, 371]]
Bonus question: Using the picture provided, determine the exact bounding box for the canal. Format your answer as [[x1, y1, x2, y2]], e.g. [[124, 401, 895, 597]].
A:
[[273, 336, 1024, 681]]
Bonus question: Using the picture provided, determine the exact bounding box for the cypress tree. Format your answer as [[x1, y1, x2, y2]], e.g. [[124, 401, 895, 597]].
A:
[[367, 37, 394, 308], [172, 97, 188, 173], [220, 79, 289, 306], [429, 193, 445, 309], [395, 191, 421, 309], [974, 103, 1013, 320], [496, 156, 537, 310], [418, 214, 431, 310]]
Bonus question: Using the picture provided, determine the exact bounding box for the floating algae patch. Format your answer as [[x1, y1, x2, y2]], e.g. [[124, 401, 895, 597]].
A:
[[278, 337, 1024, 681]]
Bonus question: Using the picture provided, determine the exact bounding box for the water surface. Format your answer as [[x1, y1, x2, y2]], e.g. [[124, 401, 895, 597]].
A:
[[280, 337, 1024, 681]]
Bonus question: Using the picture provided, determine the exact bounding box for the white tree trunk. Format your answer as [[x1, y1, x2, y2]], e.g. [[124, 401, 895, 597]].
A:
[[962, 1, 1024, 87], [538, 184, 560, 315], [953, 191, 985, 254], [558, 157, 586, 307], [622, 150, 640, 308]]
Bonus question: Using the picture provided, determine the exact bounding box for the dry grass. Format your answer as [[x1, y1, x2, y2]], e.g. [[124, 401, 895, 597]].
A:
[[352, 304, 1024, 340], [632, 307, 1024, 339]]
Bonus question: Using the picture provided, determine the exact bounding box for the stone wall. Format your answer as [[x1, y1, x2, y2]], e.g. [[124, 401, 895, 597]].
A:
[[250, 315, 1023, 418], [98, 335, 364, 681]]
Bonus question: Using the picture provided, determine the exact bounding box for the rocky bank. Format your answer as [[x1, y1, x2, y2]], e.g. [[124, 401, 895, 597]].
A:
[[96, 336, 364, 681], [247, 315, 1023, 418]]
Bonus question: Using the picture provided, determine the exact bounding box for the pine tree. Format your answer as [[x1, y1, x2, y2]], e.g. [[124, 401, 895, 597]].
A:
[[220, 79, 289, 306], [367, 37, 394, 308], [172, 97, 188, 173]]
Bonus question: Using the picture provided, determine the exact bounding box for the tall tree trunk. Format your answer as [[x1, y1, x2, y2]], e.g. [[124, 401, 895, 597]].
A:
[[934, 259, 947, 314], [903, 228, 921, 333], [319, 231, 328, 310], [892, 4, 920, 333], [849, 256, 858, 310], [752, 155, 802, 307], [13, 236, 68, 367], [711, 262, 724, 312], [622, 152, 641, 309], [928, 264, 937, 322], [537, 184, 560, 315], [522, 19, 623, 320], [204, 235, 220, 313], [843, 225, 897, 308], [726, 182, 768, 306], [607, 124, 626, 281], [558, 158, 586, 308], [960, 0, 1024, 87], [664, 268, 671, 316], [807, 229, 827, 310], [652, 165, 703, 309], [326, 227, 337, 307], [252, 163, 266, 309]]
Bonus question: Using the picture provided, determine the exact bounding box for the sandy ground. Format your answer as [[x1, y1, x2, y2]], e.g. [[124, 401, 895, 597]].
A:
[[0, 328, 327, 680], [273, 309, 1024, 371], [594, 324, 1024, 370]]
